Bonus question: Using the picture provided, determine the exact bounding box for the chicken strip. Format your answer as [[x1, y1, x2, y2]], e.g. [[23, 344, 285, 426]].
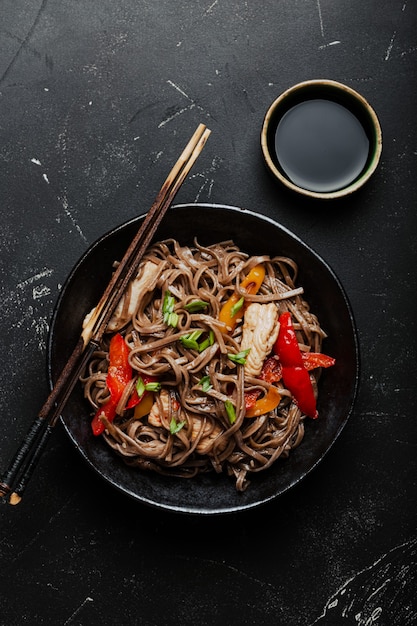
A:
[[82, 260, 160, 336], [240, 302, 280, 377]]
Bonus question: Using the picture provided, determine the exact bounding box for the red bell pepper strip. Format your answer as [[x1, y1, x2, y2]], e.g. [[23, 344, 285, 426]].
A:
[[125, 375, 158, 409], [259, 356, 282, 384], [91, 333, 132, 436], [259, 352, 335, 383], [273, 312, 318, 418], [244, 340, 335, 414], [303, 352, 335, 370]]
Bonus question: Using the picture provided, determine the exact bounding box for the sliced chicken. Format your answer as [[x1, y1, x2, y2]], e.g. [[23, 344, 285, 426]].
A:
[[82, 260, 160, 336], [107, 261, 160, 331], [148, 391, 225, 455], [240, 302, 280, 377]]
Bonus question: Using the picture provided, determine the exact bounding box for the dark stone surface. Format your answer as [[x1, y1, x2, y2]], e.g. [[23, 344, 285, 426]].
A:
[[1, 1, 416, 624]]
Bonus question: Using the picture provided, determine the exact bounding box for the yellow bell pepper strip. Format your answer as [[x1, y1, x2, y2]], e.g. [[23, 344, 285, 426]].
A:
[[91, 333, 132, 436], [245, 386, 281, 418], [273, 312, 318, 418], [218, 264, 266, 332], [133, 392, 154, 419]]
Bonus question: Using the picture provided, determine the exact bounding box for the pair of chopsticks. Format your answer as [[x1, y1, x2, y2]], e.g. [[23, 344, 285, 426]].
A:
[[0, 123, 211, 505]]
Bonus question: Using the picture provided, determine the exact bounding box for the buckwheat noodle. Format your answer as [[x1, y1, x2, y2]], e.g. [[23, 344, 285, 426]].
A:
[[81, 239, 327, 491]]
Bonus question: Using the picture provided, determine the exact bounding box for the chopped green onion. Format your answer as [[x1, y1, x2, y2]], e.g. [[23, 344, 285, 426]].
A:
[[228, 348, 251, 365], [180, 329, 204, 351], [199, 375, 212, 392], [197, 330, 215, 353], [144, 382, 161, 393], [167, 312, 179, 328], [170, 417, 186, 435], [136, 377, 146, 397], [136, 377, 160, 397], [184, 300, 209, 313], [198, 338, 209, 352], [230, 296, 245, 318], [225, 400, 236, 424], [162, 291, 178, 327]]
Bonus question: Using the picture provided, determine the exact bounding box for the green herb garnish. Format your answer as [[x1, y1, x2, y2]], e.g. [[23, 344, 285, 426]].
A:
[[225, 400, 236, 424], [162, 291, 178, 327], [197, 330, 215, 353], [230, 296, 245, 318], [180, 329, 204, 351], [144, 382, 161, 393], [136, 377, 161, 397], [170, 417, 186, 435], [227, 348, 251, 365], [184, 300, 209, 313], [199, 375, 213, 392], [136, 377, 146, 397]]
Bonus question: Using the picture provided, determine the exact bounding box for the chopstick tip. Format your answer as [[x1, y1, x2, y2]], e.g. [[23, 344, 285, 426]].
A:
[[9, 492, 22, 506]]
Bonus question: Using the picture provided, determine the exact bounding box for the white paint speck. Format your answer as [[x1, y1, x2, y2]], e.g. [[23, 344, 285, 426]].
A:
[[17, 269, 53, 290], [205, 0, 219, 14], [60, 195, 88, 244], [33, 285, 51, 300], [158, 103, 196, 128], [166, 79, 191, 100], [31, 158, 42, 166], [42, 173, 50, 184], [385, 32, 396, 60], [316, 0, 325, 38], [63, 596, 94, 626], [319, 40, 341, 50], [158, 80, 204, 128]]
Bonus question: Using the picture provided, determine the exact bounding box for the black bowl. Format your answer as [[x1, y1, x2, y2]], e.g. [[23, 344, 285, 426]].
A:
[[48, 204, 359, 514]]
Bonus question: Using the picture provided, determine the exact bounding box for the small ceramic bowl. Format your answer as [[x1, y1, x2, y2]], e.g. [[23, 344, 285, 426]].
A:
[[261, 79, 382, 200]]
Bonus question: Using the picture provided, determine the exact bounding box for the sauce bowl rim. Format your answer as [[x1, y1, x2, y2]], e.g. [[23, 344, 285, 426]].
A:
[[261, 79, 383, 199]]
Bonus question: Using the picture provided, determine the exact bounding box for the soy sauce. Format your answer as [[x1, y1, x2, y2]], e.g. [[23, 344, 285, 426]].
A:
[[274, 99, 370, 193]]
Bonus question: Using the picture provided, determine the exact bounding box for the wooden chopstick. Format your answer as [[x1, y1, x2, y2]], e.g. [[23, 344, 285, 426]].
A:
[[0, 123, 211, 505]]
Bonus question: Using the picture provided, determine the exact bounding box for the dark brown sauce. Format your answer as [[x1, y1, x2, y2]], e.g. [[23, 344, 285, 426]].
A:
[[274, 99, 370, 193]]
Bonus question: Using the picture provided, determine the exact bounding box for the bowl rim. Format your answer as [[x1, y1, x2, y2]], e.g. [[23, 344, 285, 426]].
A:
[[48, 203, 360, 514], [261, 79, 383, 200]]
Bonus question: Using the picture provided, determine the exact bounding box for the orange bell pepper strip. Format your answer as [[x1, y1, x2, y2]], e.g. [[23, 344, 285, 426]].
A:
[[245, 386, 281, 418], [219, 264, 266, 332], [91, 333, 132, 436]]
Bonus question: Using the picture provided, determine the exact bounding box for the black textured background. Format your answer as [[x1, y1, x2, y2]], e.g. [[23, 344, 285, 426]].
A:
[[1, 1, 416, 624]]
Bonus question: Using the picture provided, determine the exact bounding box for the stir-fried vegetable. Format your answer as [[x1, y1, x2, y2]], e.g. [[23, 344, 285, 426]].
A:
[[219, 264, 266, 331], [91, 333, 132, 435], [245, 386, 281, 418], [91, 334, 160, 435], [273, 312, 318, 418]]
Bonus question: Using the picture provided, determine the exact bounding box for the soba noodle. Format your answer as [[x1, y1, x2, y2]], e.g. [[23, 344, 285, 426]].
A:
[[81, 239, 328, 491]]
